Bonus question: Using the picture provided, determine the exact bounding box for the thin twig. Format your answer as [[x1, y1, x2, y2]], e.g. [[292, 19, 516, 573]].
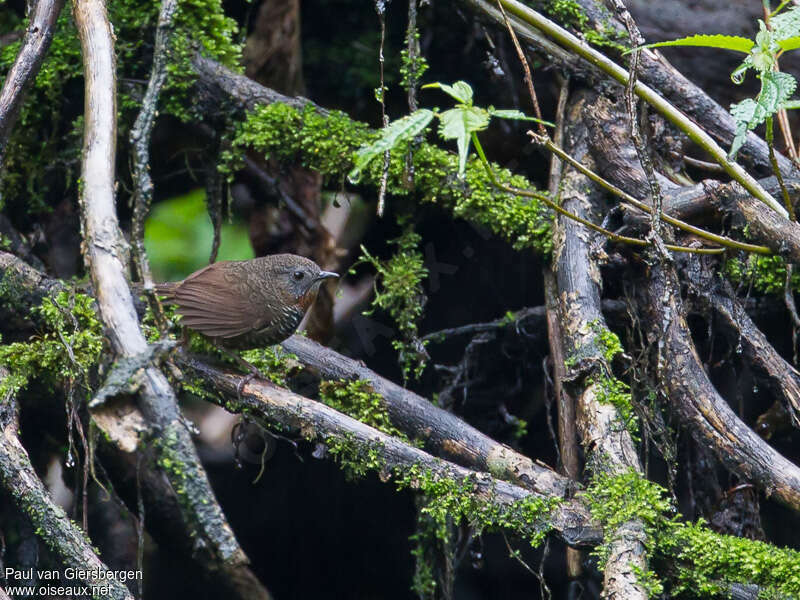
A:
[[533, 134, 771, 255], [766, 117, 796, 221], [495, 0, 546, 135], [129, 0, 179, 332], [376, 1, 390, 217], [605, 0, 664, 243], [472, 133, 723, 255], [680, 154, 726, 173]]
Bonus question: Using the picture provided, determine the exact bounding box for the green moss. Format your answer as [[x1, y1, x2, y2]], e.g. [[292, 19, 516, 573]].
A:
[[319, 379, 412, 442], [356, 219, 429, 381], [240, 347, 297, 386], [0, 0, 241, 210], [325, 433, 388, 480], [594, 374, 637, 435], [399, 29, 428, 91], [395, 464, 559, 547], [576, 321, 639, 436], [163, 0, 242, 121], [322, 433, 558, 548], [221, 102, 553, 256], [584, 470, 800, 597], [724, 255, 800, 295], [541, 0, 628, 51], [666, 521, 800, 597], [0, 291, 103, 396], [583, 469, 672, 591], [591, 320, 624, 363]]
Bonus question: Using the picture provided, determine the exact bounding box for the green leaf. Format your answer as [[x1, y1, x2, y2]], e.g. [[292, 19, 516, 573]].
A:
[[778, 36, 800, 51], [633, 34, 754, 55], [488, 108, 555, 127], [783, 99, 800, 109], [728, 99, 757, 159], [422, 81, 474, 105], [347, 109, 434, 182], [771, 6, 800, 40], [727, 71, 796, 159], [760, 70, 797, 116], [438, 106, 489, 176]]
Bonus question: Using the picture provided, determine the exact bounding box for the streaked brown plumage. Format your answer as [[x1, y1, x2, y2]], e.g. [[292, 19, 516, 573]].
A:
[[156, 254, 338, 349]]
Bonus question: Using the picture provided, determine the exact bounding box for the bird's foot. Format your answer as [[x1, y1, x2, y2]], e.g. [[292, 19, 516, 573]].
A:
[[236, 371, 259, 400]]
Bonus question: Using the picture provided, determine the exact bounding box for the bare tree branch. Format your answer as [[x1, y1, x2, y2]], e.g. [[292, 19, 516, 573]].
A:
[[0, 0, 64, 164], [71, 0, 253, 572], [129, 0, 179, 327], [681, 254, 800, 429], [639, 259, 800, 511], [281, 334, 573, 498]]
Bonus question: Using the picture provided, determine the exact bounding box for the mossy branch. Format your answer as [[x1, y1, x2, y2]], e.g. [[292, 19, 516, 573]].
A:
[[178, 353, 602, 548], [471, 132, 723, 255], [0, 371, 134, 600], [501, 0, 787, 217]]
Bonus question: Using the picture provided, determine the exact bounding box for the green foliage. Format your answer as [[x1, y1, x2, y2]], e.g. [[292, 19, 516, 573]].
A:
[[724, 255, 800, 294], [144, 188, 254, 282], [357, 221, 429, 382], [584, 470, 800, 597], [639, 33, 755, 54], [163, 0, 242, 120], [240, 347, 297, 387], [395, 465, 559, 548], [350, 80, 551, 179], [637, 3, 800, 159], [224, 102, 553, 255], [348, 110, 435, 182], [319, 379, 410, 441], [0, 291, 103, 396], [729, 70, 796, 158]]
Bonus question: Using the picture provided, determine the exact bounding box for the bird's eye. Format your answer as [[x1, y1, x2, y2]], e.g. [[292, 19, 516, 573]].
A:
[[292, 270, 305, 281]]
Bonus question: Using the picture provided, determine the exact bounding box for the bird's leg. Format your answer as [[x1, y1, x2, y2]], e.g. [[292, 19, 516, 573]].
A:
[[216, 346, 264, 399]]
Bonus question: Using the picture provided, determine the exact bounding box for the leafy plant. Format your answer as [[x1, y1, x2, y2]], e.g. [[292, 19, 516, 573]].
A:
[[348, 80, 552, 181], [636, 4, 800, 159]]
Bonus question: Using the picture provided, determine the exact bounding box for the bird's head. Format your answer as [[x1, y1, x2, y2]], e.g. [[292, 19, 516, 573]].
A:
[[268, 254, 339, 309]]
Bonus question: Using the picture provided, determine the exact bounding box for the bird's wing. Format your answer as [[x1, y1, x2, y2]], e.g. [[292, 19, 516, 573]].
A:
[[166, 262, 267, 339]]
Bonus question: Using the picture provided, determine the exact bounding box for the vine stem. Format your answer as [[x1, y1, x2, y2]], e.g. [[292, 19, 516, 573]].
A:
[[531, 134, 771, 254], [495, 0, 546, 136], [766, 116, 796, 221], [470, 133, 723, 255], [496, 0, 788, 218]]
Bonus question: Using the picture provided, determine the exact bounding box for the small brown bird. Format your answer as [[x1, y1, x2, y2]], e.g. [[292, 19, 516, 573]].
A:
[[156, 254, 339, 349]]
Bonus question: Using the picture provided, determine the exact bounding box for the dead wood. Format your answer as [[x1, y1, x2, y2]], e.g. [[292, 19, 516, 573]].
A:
[[178, 353, 603, 548], [554, 90, 647, 599]]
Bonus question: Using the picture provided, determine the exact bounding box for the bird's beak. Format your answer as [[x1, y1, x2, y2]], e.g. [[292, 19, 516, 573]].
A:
[[315, 271, 340, 282]]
